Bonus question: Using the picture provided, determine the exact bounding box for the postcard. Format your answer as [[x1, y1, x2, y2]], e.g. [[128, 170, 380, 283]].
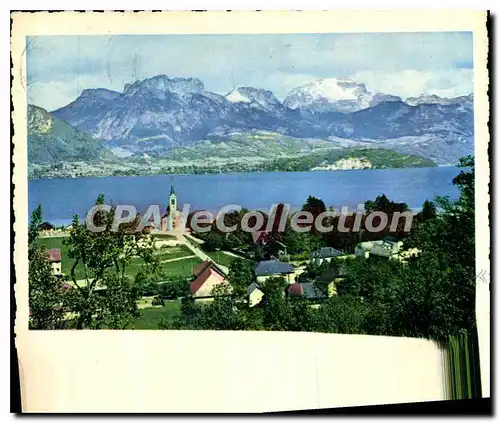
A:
[[12, 10, 490, 412]]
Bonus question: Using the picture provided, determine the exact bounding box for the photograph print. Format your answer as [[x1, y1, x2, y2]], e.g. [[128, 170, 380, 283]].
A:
[[27, 30, 479, 357]]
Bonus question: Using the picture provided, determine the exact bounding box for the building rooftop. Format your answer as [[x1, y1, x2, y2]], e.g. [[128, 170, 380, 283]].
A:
[[357, 239, 402, 251], [190, 267, 215, 295], [254, 260, 294, 277], [47, 248, 61, 262], [287, 282, 325, 300], [247, 282, 262, 295], [193, 260, 226, 278], [251, 230, 270, 245], [39, 222, 55, 231], [384, 236, 399, 244], [311, 247, 344, 259]]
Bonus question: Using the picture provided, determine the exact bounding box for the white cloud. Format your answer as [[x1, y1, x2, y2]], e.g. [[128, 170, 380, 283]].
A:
[[28, 74, 131, 111], [350, 69, 473, 99]]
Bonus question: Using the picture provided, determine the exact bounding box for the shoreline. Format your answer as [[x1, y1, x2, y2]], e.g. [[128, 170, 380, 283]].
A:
[[27, 163, 443, 181]]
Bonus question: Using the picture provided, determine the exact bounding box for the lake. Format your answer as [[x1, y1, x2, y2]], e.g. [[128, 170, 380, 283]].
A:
[[28, 167, 463, 226]]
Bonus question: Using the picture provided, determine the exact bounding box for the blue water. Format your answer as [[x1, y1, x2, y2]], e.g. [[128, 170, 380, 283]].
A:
[[28, 167, 462, 225]]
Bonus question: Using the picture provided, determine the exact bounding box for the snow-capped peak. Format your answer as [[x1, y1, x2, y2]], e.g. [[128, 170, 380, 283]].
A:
[[225, 87, 282, 112], [301, 78, 367, 101], [225, 88, 251, 104], [283, 78, 401, 113]]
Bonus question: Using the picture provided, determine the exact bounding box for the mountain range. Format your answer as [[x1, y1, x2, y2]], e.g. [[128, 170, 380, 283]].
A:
[[28, 75, 474, 176]]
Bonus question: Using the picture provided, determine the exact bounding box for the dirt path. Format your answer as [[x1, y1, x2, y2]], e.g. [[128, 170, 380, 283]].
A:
[[221, 250, 249, 260], [159, 255, 196, 263], [176, 234, 229, 275]]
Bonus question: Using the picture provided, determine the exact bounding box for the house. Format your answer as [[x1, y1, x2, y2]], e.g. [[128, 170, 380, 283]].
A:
[[60, 281, 73, 292], [355, 238, 403, 259], [286, 282, 328, 302], [310, 247, 345, 265], [393, 247, 420, 263], [251, 230, 270, 246], [39, 221, 55, 231], [47, 248, 62, 275], [247, 282, 264, 307], [253, 259, 295, 284], [190, 260, 230, 300]]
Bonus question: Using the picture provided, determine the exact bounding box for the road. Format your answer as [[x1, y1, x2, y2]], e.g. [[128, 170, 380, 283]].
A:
[[174, 233, 229, 275]]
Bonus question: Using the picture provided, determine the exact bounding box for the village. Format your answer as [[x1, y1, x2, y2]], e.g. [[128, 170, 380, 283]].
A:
[[37, 183, 420, 328]]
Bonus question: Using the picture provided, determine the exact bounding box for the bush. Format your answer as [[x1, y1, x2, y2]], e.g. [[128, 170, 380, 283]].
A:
[[152, 295, 165, 306], [289, 252, 310, 262], [159, 278, 190, 299]]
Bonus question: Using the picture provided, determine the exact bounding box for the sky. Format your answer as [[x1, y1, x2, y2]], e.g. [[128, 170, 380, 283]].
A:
[[27, 32, 473, 111]]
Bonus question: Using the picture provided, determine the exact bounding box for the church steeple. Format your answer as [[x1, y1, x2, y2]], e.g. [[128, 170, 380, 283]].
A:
[[169, 183, 177, 212]]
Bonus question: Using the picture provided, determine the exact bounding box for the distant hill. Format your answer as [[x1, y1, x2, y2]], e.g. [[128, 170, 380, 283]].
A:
[[28, 105, 111, 164], [260, 148, 437, 172]]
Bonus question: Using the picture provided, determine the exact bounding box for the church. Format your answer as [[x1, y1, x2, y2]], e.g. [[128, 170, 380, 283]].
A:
[[161, 184, 184, 232]]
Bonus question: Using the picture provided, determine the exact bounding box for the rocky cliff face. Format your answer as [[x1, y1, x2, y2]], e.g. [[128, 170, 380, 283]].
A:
[[28, 105, 109, 164]]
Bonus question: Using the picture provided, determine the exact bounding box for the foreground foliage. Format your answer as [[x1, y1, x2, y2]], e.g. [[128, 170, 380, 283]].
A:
[[29, 194, 161, 329]]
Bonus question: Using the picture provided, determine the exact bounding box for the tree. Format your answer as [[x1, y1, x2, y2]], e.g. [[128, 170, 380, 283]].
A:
[[315, 296, 367, 334], [302, 195, 326, 216], [227, 259, 255, 298], [398, 155, 476, 340], [286, 298, 321, 332], [204, 232, 224, 252], [374, 194, 391, 211], [365, 194, 409, 213], [277, 230, 325, 256], [28, 205, 66, 329], [418, 200, 437, 222], [313, 259, 342, 295], [159, 277, 190, 299], [63, 194, 161, 329], [260, 276, 292, 331]]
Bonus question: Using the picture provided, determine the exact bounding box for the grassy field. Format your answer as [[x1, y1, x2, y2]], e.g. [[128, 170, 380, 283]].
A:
[[126, 300, 181, 329], [156, 245, 193, 261], [205, 251, 243, 268], [39, 236, 150, 279], [38, 237, 199, 280], [160, 257, 202, 279]]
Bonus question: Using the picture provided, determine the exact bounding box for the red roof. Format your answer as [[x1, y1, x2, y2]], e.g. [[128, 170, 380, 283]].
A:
[[288, 283, 303, 297], [193, 260, 211, 277], [193, 260, 225, 278], [190, 267, 216, 294], [60, 282, 73, 291], [251, 231, 270, 245], [47, 248, 61, 262]]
